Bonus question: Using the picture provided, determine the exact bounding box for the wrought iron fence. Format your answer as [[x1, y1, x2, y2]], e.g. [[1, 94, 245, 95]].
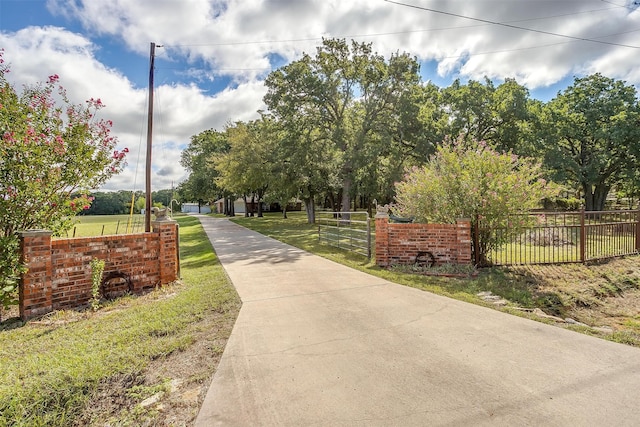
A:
[[475, 209, 640, 266], [317, 211, 372, 258]]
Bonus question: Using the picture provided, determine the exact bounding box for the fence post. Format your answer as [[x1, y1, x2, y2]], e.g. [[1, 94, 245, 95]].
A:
[[375, 207, 390, 267], [456, 218, 472, 265], [473, 214, 480, 266], [636, 205, 640, 253], [152, 219, 179, 284], [580, 208, 586, 262], [366, 216, 371, 259], [18, 230, 53, 320]]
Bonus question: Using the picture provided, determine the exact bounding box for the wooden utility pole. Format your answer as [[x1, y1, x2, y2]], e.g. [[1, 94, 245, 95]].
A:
[[145, 42, 156, 232]]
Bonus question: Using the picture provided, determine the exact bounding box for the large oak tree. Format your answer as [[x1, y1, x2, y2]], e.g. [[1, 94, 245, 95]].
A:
[[540, 74, 640, 211]]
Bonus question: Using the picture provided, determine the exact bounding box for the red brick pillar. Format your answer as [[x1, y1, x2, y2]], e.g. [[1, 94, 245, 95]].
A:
[[18, 230, 53, 320], [153, 220, 179, 284], [375, 209, 390, 267], [455, 218, 472, 265]]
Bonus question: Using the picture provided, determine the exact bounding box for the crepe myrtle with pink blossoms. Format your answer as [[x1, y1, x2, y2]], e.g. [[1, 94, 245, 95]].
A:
[[0, 49, 127, 312], [394, 137, 559, 265]]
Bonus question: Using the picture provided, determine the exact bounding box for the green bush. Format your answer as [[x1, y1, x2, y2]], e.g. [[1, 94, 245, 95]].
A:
[[394, 138, 559, 265]]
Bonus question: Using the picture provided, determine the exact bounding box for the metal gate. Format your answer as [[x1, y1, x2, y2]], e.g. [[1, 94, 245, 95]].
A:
[[317, 211, 372, 258]]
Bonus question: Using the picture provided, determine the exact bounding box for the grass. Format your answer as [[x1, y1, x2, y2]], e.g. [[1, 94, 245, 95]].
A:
[[230, 211, 640, 347], [0, 215, 240, 426], [61, 214, 146, 237]]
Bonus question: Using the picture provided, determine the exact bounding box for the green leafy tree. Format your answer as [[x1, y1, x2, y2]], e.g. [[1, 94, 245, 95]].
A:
[[179, 129, 230, 206], [390, 82, 448, 161], [215, 120, 277, 217], [264, 38, 421, 215], [134, 196, 146, 213], [394, 138, 558, 265], [442, 78, 534, 155], [83, 190, 134, 215], [0, 51, 126, 312], [540, 73, 640, 211]]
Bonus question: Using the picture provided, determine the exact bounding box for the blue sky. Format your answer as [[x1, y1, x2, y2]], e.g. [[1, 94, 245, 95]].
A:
[[1, 0, 639, 190]]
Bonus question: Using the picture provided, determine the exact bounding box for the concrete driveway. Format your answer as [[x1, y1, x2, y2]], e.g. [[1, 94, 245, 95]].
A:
[[194, 215, 640, 426]]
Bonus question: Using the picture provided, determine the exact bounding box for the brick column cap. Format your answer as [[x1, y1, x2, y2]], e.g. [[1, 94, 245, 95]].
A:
[[19, 229, 53, 237], [375, 204, 390, 219], [152, 219, 177, 226]]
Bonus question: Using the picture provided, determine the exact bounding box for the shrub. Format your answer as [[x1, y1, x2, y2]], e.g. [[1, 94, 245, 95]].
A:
[[0, 50, 125, 307], [394, 138, 559, 264]]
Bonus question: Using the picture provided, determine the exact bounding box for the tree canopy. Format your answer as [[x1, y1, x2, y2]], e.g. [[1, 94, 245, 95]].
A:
[[180, 38, 640, 220], [540, 73, 640, 211], [178, 129, 229, 206], [263, 38, 421, 217]]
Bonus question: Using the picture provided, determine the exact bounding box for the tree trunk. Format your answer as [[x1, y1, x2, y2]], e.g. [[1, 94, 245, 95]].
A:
[[256, 190, 264, 218], [594, 184, 610, 211], [583, 182, 611, 211], [228, 197, 235, 216], [341, 176, 352, 220], [328, 192, 338, 212], [282, 204, 288, 219], [304, 197, 316, 224], [243, 195, 249, 217]]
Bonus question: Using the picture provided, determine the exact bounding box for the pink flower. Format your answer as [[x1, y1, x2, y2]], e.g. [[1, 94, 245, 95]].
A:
[[48, 74, 59, 84]]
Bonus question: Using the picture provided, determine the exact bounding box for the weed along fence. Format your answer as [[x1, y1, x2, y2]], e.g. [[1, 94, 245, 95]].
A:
[[476, 209, 640, 266], [18, 219, 179, 320], [317, 211, 372, 258], [374, 208, 472, 267]]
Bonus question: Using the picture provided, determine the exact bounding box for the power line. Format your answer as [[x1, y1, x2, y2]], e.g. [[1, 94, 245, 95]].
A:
[[600, 0, 640, 9], [155, 25, 640, 76], [384, 0, 640, 49], [163, 4, 621, 49]]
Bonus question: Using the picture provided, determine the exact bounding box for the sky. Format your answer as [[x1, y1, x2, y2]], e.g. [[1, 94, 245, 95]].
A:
[[1, 0, 639, 192]]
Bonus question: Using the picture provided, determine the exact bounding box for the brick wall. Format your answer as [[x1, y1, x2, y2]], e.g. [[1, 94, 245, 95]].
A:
[[18, 220, 179, 320], [375, 212, 472, 267]]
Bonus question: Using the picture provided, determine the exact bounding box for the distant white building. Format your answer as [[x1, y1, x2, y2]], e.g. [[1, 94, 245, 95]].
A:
[[181, 203, 211, 214]]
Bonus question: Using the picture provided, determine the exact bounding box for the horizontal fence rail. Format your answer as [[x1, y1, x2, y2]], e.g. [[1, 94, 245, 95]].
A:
[[476, 209, 640, 266], [317, 211, 372, 258]]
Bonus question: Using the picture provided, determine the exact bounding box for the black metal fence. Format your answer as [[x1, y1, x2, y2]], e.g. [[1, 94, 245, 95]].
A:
[[475, 209, 640, 266]]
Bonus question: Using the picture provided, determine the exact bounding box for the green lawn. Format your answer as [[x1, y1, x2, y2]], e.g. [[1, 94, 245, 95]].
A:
[[61, 214, 146, 237], [0, 215, 240, 426]]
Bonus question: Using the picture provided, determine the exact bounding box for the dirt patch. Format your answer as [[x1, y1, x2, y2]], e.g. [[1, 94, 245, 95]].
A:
[[507, 256, 640, 343], [70, 288, 240, 426], [1, 289, 238, 426]]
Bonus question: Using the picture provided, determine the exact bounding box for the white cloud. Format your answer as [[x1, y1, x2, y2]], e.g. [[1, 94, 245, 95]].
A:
[[44, 0, 640, 88], [3, 0, 640, 192], [1, 25, 265, 192]]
